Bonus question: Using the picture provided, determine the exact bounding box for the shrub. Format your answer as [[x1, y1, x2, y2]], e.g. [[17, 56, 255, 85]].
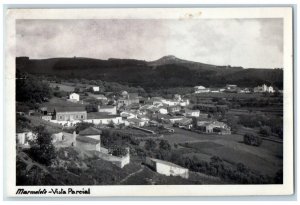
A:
[[243, 133, 262, 146], [259, 126, 272, 136]]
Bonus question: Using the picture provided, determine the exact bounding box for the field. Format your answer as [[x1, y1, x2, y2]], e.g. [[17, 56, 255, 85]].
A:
[[49, 82, 76, 92], [163, 128, 283, 177]]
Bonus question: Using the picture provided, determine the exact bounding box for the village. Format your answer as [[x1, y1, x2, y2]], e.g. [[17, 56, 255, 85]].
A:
[[16, 77, 283, 185]]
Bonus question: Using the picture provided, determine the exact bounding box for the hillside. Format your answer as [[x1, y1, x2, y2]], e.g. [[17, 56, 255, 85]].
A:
[[16, 56, 283, 89], [17, 147, 219, 185]]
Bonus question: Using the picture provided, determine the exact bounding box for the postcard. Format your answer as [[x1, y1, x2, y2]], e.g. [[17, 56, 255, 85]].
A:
[[4, 7, 294, 197]]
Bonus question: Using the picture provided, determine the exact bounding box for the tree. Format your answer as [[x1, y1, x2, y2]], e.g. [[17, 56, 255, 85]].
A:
[[110, 146, 128, 157], [144, 139, 157, 151], [243, 133, 262, 146], [29, 126, 57, 166], [159, 140, 171, 151], [75, 122, 94, 134], [16, 114, 32, 132], [259, 126, 272, 136]]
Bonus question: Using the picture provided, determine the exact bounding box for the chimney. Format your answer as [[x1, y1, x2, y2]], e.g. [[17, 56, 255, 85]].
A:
[[72, 131, 76, 147]]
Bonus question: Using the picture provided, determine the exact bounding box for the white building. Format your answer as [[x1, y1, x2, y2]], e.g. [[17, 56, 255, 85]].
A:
[[85, 113, 123, 125], [98, 105, 117, 115], [254, 84, 274, 93], [75, 127, 101, 152], [158, 108, 168, 114], [92, 86, 100, 92], [145, 157, 189, 179], [16, 131, 36, 146], [184, 109, 200, 117], [194, 86, 210, 93], [68, 93, 80, 102]]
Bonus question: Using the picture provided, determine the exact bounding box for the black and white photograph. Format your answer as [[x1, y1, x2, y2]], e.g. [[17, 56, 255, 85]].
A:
[[4, 7, 294, 197]]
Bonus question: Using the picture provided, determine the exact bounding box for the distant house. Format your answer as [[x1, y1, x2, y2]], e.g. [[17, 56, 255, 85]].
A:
[[75, 127, 101, 152], [68, 93, 80, 102], [97, 105, 117, 115], [225, 84, 238, 93], [54, 106, 87, 122], [85, 112, 123, 125], [158, 107, 168, 114], [184, 109, 200, 117], [91, 86, 100, 92], [117, 92, 140, 108], [239, 88, 251, 93], [174, 118, 193, 129], [197, 121, 231, 134], [126, 118, 147, 127], [120, 111, 138, 119], [194, 86, 210, 93], [89, 93, 108, 101], [51, 132, 64, 143], [167, 105, 181, 113], [16, 131, 36, 147], [145, 157, 189, 179], [253, 84, 274, 93], [179, 98, 190, 107]]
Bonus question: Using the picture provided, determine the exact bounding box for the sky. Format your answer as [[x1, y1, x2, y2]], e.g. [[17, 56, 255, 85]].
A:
[[16, 19, 283, 68]]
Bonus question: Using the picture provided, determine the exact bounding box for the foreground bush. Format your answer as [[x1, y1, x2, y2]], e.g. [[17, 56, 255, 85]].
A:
[[243, 133, 262, 146]]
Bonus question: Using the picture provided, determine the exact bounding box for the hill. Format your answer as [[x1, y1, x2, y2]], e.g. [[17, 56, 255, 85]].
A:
[[16, 56, 283, 89]]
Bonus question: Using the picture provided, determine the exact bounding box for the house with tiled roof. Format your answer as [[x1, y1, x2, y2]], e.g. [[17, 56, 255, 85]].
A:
[[75, 127, 101, 152], [54, 106, 87, 121], [145, 157, 189, 179], [84, 112, 123, 125]]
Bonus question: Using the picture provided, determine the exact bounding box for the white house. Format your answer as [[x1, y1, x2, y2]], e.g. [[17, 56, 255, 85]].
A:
[[184, 109, 200, 117], [85, 113, 123, 125], [16, 131, 36, 146], [98, 105, 117, 115], [145, 157, 189, 179], [194, 86, 210, 93], [68, 93, 80, 102], [92, 86, 100, 92], [254, 84, 274, 93], [74, 127, 102, 152], [158, 108, 168, 114]]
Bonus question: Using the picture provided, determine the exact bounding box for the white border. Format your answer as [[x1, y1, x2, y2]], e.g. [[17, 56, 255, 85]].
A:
[[4, 7, 294, 197]]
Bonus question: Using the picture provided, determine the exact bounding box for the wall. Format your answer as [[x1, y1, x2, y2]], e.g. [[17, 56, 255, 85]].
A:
[[156, 162, 189, 179], [94, 151, 130, 168], [98, 107, 117, 115], [76, 141, 100, 152], [56, 111, 87, 121], [84, 117, 123, 125]]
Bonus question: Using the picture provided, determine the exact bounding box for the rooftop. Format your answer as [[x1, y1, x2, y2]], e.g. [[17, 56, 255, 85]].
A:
[[55, 106, 86, 112], [147, 157, 188, 170], [79, 127, 102, 135], [76, 135, 100, 144], [87, 112, 120, 119]]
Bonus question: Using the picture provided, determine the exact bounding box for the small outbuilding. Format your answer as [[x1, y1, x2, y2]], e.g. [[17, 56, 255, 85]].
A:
[[145, 157, 189, 179]]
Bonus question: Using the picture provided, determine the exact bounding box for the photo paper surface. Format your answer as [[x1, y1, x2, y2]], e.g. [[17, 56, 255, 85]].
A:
[[4, 7, 294, 197]]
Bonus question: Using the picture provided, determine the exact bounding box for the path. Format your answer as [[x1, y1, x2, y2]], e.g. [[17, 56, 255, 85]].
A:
[[120, 165, 145, 184]]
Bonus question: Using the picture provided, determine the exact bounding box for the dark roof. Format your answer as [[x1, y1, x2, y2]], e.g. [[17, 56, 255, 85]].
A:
[[128, 93, 139, 98], [99, 105, 116, 109], [76, 135, 100, 144], [147, 157, 188, 170], [79, 127, 102, 135], [87, 112, 120, 119], [55, 106, 86, 112]]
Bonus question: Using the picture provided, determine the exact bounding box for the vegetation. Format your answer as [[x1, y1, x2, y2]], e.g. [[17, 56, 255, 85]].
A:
[[16, 69, 52, 109], [243, 133, 263, 147], [16, 56, 283, 89], [28, 126, 57, 166]]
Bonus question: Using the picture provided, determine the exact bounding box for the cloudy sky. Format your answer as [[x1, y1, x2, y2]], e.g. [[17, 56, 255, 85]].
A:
[[16, 19, 283, 68]]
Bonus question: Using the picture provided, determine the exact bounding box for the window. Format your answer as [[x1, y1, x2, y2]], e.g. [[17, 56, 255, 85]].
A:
[[76, 115, 78, 119], [59, 116, 62, 120], [81, 115, 83, 119]]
